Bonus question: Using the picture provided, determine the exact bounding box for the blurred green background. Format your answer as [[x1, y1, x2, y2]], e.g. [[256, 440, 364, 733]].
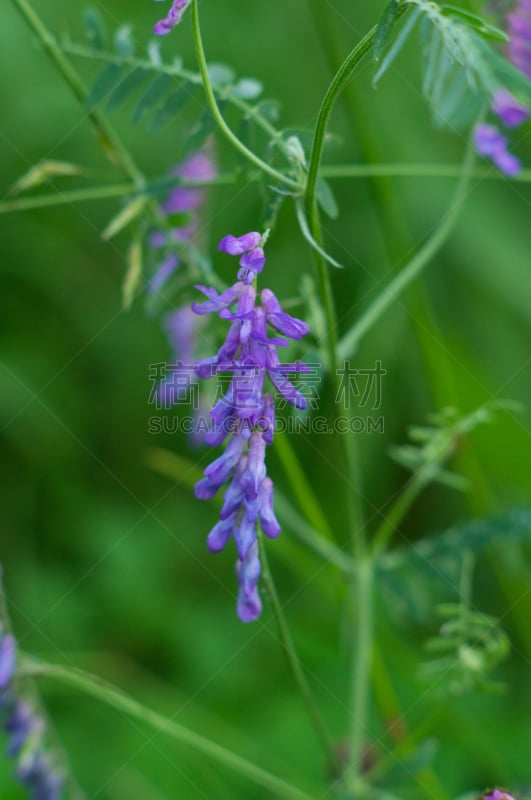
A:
[[1, 1, 530, 798]]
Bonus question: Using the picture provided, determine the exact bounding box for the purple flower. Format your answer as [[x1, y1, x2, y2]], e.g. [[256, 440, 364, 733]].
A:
[[507, 1, 531, 79], [153, 0, 190, 35], [482, 790, 517, 800], [149, 145, 216, 294], [219, 232, 267, 284], [0, 615, 65, 800], [492, 88, 529, 127], [475, 1, 531, 174], [192, 233, 310, 622], [474, 124, 522, 175], [0, 633, 15, 690]]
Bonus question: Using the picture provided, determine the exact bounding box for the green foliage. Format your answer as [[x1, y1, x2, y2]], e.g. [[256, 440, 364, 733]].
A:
[[372, 0, 531, 127], [421, 601, 510, 694], [77, 7, 281, 154]]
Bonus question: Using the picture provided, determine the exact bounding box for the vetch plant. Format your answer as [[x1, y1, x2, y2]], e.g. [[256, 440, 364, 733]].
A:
[[2, 0, 531, 798]]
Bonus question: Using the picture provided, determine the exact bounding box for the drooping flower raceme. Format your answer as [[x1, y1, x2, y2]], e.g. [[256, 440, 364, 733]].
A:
[[0, 612, 64, 799], [474, 0, 530, 174], [152, 0, 190, 35], [192, 233, 310, 622]]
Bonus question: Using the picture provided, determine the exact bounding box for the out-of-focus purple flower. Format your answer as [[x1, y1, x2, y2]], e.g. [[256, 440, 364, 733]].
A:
[[192, 233, 309, 622], [155, 307, 210, 447], [507, 1, 531, 78], [149, 145, 217, 294], [0, 633, 16, 690], [475, 1, 530, 174], [492, 88, 529, 127], [474, 123, 522, 175], [482, 789, 518, 800], [153, 0, 190, 35], [0, 612, 65, 800]]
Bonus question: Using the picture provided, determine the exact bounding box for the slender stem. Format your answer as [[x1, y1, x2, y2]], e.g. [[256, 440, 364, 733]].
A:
[[20, 658, 316, 800], [337, 139, 477, 361], [302, 26, 378, 787], [10, 0, 143, 184], [305, 26, 376, 220], [190, 0, 300, 191], [273, 493, 354, 573], [0, 182, 138, 213], [274, 432, 335, 543], [0, 173, 241, 215], [259, 540, 339, 770], [5, 161, 525, 216], [321, 163, 531, 181], [347, 558, 374, 789], [371, 473, 427, 557]]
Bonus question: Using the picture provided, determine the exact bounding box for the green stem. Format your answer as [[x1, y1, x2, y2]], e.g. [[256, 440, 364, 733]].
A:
[[259, 541, 339, 770], [20, 658, 316, 800], [273, 493, 354, 573], [190, 0, 300, 191], [371, 473, 427, 557], [302, 26, 378, 786], [338, 139, 477, 361], [346, 558, 374, 789], [274, 432, 335, 542], [10, 0, 143, 184], [6, 161, 526, 215], [305, 26, 376, 222], [0, 173, 241, 214], [321, 163, 531, 181]]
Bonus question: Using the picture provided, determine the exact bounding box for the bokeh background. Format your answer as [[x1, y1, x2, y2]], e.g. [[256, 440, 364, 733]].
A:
[[1, 0, 530, 798]]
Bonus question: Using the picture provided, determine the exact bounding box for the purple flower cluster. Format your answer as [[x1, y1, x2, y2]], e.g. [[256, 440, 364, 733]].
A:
[[474, 0, 530, 175], [149, 147, 217, 294], [0, 620, 64, 800], [152, 0, 190, 36], [192, 233, 310, 622]]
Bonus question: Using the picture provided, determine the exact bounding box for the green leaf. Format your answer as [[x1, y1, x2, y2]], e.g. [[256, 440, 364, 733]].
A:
[[380, 508, 531, 574], [11, 160, 83, 194], [102, 196, 147, 241], [230, 78, 264, 100], [114, 24, 136, 57], [295, 199, 344, 269], [147, 39, 162, 66], [373, 6, 421, 84], [315, 177, 339, 220], [85, 64, 124, 111], [106, 68, 149, 111], [255, 100, 280, 123], [207, 63, 235, 89], [122, 240, 143, 310], [372, 0, 401, 76], [285, 136, 307, 169], [149, 86, 192, 132], [441, 5, 510, 42], [132, 74, 172, 124], [84, 8, 107, 50], [182, 111, 215, 158]]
